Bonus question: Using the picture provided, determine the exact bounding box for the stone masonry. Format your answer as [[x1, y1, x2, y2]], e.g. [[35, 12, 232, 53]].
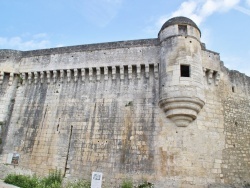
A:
[[0, 17, 250, 187]]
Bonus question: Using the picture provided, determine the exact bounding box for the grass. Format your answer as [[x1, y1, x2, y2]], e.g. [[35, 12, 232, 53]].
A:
[[4, 174, 40, 188], [4, 169, 63, 188], [121, 179, 133, 188], [137, 181, 154, 188], [65, 179, 91, 188], [4, 171, 154, 188]]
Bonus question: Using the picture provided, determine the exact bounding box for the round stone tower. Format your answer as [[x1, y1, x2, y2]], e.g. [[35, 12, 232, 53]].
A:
[[158, 16, 205, 127]]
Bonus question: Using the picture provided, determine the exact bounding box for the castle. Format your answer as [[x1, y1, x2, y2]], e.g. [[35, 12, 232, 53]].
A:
[[0, 16, 250, 187]]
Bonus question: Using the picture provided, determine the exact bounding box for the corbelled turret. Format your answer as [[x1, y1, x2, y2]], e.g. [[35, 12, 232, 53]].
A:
[[158, 16, 205, 127]]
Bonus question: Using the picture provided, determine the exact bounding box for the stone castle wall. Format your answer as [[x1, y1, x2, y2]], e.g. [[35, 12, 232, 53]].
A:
[[0, 21, 250, 187]]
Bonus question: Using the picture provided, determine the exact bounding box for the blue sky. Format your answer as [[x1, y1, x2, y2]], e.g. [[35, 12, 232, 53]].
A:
[[1, 0, 250, 75]]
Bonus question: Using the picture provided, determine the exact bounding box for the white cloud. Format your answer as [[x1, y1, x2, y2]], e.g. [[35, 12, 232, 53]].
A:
[[169, 0, 240, 26], [247, 0, 250, 6], [75, 0, 123, 27], [0, 34, 51, 50], [234, 5, 250, 15], [145, 0, 243, 37]]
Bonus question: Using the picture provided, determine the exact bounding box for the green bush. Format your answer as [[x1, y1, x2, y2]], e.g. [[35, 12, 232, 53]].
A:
[[4, 174, 39, 188], [121, 179, 133, 188], [65, 179, 91, 188], [137, 181, 153, 188], [40, 169, 62, 188], [4, 170, 63, 188]]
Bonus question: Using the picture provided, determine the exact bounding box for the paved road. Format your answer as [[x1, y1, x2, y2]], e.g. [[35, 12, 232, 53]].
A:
[[0, 180, 19, 188]]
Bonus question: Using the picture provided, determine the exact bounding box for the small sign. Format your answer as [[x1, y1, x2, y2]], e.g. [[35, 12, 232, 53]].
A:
[[6, 153, 20, 165], [91, 172, 103, 188], [11, 153, 20, 165]]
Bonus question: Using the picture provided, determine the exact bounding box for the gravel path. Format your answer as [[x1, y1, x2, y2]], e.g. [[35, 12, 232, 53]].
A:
[[0, 180, 20, 188]]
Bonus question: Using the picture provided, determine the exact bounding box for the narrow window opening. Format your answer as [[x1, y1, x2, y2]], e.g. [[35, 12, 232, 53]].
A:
[[232, 86, 235, 93], [180, 65, 190, 77], [178, 25, 187, 35]]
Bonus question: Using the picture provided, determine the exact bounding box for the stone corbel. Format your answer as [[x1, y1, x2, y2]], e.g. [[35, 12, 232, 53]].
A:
[[128, 65, 132, 80], [53, 70, 57, 83], [112, 66, 116, 80], [203, 68, 207, 77], [81, 68, 85, 82], [145, 64, 149, 78], [89, 68, 93, 81], [120, 65, 124, 80], [0, 71, 4, 84], [137, 65, 141, 79], [22, 73, 26, 84], [40, 71, 44, 84], [67, 69, 71, 82], [215, 72, 220, 86], [28, 72, 32, 84], [60, 70, 64, 83], [34, 72, 38, 84], [74, 69, 78, 82], [8, 73, 14, 86], [104, 67, 108, 81], [208, 70, 214, 84], [46, 71, 51, 84], [154, 63, 158, 78], [96, 67, 100, 81]]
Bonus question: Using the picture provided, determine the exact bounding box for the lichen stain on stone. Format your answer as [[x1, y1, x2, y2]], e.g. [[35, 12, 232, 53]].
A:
[[159, 147, 167, 176], [120, 106, 133, 166]]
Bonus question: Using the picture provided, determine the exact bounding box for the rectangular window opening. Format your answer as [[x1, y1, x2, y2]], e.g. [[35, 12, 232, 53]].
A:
[[178, 25, 187, 35], [180, 65, 190, 77]]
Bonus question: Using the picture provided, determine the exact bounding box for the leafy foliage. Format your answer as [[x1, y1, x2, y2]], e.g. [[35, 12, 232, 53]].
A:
[[4, 174, 40, 188], [4, 169, 63, 188], [65, 179, 91, 188], [137, 181, 154, 188], [40, 169, 63, 187], [121, 179, 133, 188]]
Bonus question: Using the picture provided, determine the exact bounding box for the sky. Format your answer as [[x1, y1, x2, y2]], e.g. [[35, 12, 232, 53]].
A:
[[0, 0, 250, 76]]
